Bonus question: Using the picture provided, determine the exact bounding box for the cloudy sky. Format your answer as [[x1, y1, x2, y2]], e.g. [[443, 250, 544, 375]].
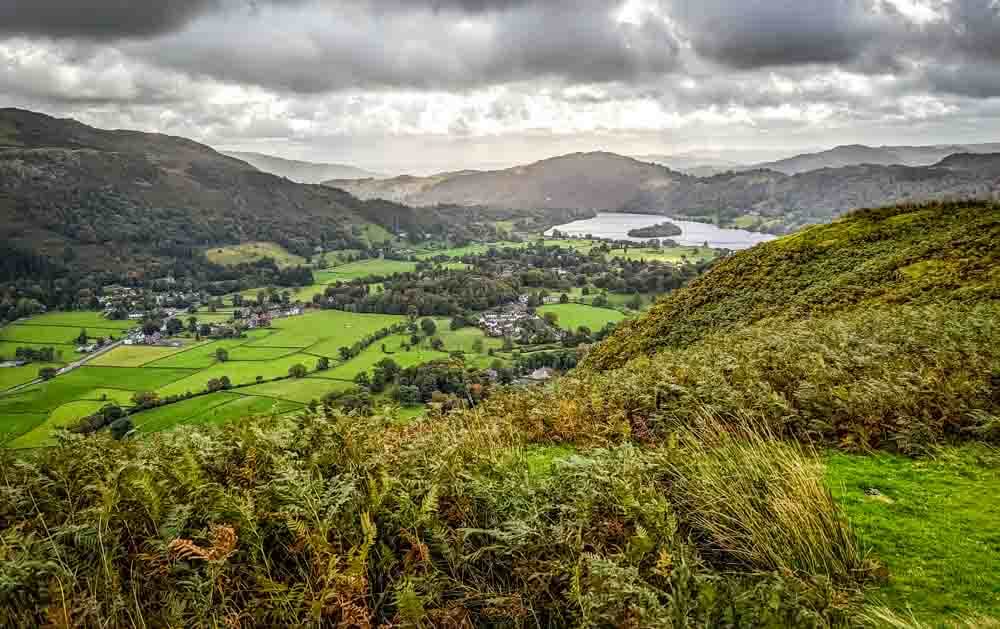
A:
[[2, 0, 999, 173]]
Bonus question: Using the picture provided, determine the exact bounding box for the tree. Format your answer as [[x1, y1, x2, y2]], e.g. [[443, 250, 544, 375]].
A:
[[472, 338, 485, 354], [354, 371, 371, 388], [215, 348, 229, 362], [628, 293, 643, 310], [166, 318, 183, 335], [288, 363, 308, 378], [187, 316, 198, 333], [110, 417, 133, 440], [420, 318, 437, 336], [592, 293, 608, 307], [410, 334, 421, 346], [338, 347, 352, 361], [431, 337, 445, 351], [559, 293, 569, 304], [502, 336, 514, 351], [219, 376, 232, 390], [543, 311, 559, 326], [38, 367, 57, 380], [76, 329, 88, 345], [132, 391, 159, 407], [316, 356, 330, 371]]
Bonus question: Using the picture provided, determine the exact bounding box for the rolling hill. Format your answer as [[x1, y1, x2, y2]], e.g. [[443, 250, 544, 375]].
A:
[[0, 108, 425, 278], [583, 200, 1000, 371], [328, 152, 683, 210], [222, 150, 381, 183]]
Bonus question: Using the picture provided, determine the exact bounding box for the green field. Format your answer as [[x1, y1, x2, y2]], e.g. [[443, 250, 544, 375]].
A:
[[316, 335, 450, 382], [156, 352, 319, 397], [313, 259, 417, 282], [14, 311, 135, 330], [239, 377, 353, 404], [0, 363, 60, 392], [247, 310, 404, 356], [0, 366, 195, 445], [7, 400, 110, 448], [827, 446, 1000, 623], [415, 241, 527, 260], [609, 245, 717, 264], [0, 343, 74, 363], [205, 242, 307, 268], [536, 303, 627, 331], [89, 343, 199, 367], [433, 321, 502, 354], [0, 324, 95, 345]]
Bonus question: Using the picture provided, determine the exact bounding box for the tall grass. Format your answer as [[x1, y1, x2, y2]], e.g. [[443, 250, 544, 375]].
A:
[[664, 412, 871, 584]]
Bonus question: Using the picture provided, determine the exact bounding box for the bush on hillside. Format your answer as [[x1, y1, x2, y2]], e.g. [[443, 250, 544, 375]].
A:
[[493, 304, 999, 453]]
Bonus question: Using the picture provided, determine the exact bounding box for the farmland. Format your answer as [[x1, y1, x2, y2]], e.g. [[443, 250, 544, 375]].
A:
[[537, 303, 627, 331], [0, 308, 463, 447], [312, 259, 417, 283]]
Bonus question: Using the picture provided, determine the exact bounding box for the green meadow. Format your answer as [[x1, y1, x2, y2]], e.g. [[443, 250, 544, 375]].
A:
[[205, 241, 307, 268], [537, 303, 627, 330]]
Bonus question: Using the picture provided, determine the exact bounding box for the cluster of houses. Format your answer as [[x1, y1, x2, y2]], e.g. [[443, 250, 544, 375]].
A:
[[99, 285, 207, 321], [477, 300, 532, 338], [236, 305, 304, 329]]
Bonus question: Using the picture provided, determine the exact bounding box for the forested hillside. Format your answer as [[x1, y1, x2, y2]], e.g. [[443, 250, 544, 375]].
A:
[[585, 201, 1000, 370], [0, 108, 414, 275]]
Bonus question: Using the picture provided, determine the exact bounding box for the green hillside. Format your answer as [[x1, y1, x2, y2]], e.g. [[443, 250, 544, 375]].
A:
[[584, 201, 1000, 371]]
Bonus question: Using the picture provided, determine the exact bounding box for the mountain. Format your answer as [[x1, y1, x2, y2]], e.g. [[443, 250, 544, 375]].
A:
[[222, 150, 381, 184], [584, 200, 1000, 371], [627, 153, 1000, 232], [0, 108, 433, 281], [332, 149, 1000, 235], [328, 152, 685, 209], [749, 143, 1000, 175]]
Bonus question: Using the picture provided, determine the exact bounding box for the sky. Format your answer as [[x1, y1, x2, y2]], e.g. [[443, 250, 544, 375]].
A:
[[2, 0, 1000, 174]]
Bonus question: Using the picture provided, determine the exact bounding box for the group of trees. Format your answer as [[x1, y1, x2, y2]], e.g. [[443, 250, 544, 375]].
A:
[[317, 272, 519, 317]]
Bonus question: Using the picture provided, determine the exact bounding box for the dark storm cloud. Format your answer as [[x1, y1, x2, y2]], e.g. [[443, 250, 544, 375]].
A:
[[0, 0, 225, 39], [125, 0, 678, 93], [667, 0, 903, 70]]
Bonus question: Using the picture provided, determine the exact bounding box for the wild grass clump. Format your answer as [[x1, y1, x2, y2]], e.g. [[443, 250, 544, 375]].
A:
[[0, 405, 872, 627], [663, 413, 872, 584]]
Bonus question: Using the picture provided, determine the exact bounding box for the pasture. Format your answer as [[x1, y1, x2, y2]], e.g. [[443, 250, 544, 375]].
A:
[[0, 363, 60, 392], [536, 303, 627, 331], [14, 311, 135, 330], [90, 343, 199, 367], [205, 242, 307, 268], [313, 259, 417, 282], [315, 334, 449, 382], [415, 241, 526, 260], [248, 310, 404, 356]]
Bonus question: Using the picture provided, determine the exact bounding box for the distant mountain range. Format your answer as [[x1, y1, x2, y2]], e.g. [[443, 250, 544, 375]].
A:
[[748, 143, 1000, 175], [328, 149, 1000, 234], [633, 143, 1000, 176], [222, 151, 381, 184]]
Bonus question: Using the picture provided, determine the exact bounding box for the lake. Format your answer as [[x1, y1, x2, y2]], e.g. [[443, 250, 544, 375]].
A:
[[546, 213, 776, 250]]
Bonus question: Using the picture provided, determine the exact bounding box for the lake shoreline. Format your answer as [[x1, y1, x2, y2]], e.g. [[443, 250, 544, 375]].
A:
[[546, 212, 777, 250]]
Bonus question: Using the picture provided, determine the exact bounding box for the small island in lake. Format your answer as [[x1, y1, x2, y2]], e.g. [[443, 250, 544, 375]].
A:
[[627, 221, 682, 238]]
